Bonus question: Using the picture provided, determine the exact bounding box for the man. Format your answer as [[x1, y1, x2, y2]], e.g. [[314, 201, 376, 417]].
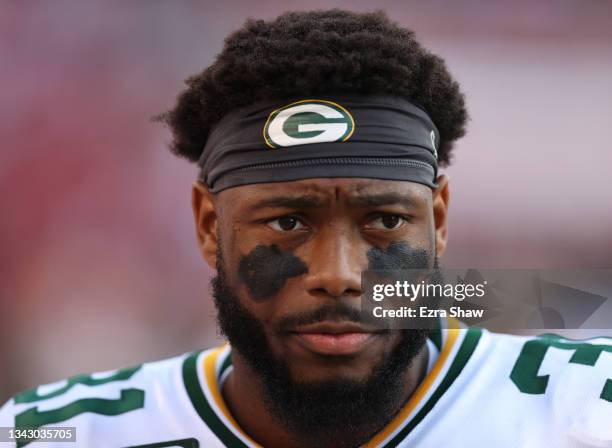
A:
[[1, 9, 611, 448]]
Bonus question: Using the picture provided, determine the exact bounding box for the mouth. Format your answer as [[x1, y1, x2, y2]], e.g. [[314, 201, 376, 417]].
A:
[[287, 321, 386, 356]]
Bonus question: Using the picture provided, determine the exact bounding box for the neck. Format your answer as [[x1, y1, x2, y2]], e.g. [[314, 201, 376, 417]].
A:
[[221, 344, 430, 448]]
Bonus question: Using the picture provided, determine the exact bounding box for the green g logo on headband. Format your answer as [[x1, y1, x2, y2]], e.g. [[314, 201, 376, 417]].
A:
[[263, 100, 355, 148]]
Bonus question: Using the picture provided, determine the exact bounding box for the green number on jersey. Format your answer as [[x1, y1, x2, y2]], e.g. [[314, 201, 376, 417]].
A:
[[510, 334, 612, 402], [14, 365, 141, 403], [12, 365, 144, 447]]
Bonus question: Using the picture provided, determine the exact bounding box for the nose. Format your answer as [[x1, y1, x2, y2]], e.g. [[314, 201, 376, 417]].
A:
[[302, 227, 363, 299]]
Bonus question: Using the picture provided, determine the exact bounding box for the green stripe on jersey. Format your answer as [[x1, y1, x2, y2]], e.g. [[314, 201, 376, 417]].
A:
[[428, 328, 443, 352], [182, 351, 249, 448], [382, 327, 483, 448], [220, 351, 233, 378]]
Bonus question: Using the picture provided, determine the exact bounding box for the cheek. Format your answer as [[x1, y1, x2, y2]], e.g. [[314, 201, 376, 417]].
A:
[[366, 241, 433, 270], [238, 244, 308, 301]]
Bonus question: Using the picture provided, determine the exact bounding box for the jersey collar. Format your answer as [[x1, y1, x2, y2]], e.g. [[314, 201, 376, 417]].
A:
[[183, 319, 482, 447]]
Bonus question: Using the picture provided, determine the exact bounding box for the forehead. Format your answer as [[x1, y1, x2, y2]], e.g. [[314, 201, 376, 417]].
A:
[[216, 178, 432, 209]]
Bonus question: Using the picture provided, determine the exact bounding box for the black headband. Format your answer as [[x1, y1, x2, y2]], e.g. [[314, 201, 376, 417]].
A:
[[198, 95, 439, 192]]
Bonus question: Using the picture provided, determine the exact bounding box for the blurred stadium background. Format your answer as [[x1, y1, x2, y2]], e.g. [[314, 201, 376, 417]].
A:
[[1, 0, 611, 401]]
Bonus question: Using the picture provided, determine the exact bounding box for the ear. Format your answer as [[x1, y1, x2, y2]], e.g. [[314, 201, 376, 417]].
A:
[[191, 181, 218, 268], [432, 174, 450, 257]]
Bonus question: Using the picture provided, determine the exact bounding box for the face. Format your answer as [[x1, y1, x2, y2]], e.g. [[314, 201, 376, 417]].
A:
[[193, 177, 449, 440]]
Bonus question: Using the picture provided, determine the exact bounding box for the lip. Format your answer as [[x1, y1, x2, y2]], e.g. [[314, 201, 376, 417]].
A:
[[288, 321, 384, 356]]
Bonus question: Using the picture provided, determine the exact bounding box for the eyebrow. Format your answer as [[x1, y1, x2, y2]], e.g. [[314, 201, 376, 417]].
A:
[[249, 195, 326, 211], [248, 192, 416, 211], [347, 192, 416, 209]]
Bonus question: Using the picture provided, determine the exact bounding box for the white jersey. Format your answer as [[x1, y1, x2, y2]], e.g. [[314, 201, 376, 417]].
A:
[[2, 326, 612, 447]]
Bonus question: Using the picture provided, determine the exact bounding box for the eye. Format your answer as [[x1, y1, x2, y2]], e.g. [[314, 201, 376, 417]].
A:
[[267, 216, 307, 232], [366, 215, 407, 230]]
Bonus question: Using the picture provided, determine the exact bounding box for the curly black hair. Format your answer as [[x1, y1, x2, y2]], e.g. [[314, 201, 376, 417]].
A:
[[158, 9, 468, 167]]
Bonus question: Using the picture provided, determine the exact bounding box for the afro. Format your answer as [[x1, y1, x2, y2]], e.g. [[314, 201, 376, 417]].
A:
[[158, 9, 468, 167]]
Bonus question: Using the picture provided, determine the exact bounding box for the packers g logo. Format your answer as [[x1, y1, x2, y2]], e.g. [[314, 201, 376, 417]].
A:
[[263, 100, 355, 148]]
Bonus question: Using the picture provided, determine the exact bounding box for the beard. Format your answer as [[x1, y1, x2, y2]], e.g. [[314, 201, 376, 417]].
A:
[[211, 250, 438, 448]]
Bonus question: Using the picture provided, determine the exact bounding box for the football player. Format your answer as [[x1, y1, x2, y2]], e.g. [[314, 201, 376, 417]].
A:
[[2, 9, 611, 448]]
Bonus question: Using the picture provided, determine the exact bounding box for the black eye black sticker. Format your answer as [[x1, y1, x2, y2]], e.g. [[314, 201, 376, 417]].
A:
[[238, 244, 308, 301], [367, 241, 431, 270]]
